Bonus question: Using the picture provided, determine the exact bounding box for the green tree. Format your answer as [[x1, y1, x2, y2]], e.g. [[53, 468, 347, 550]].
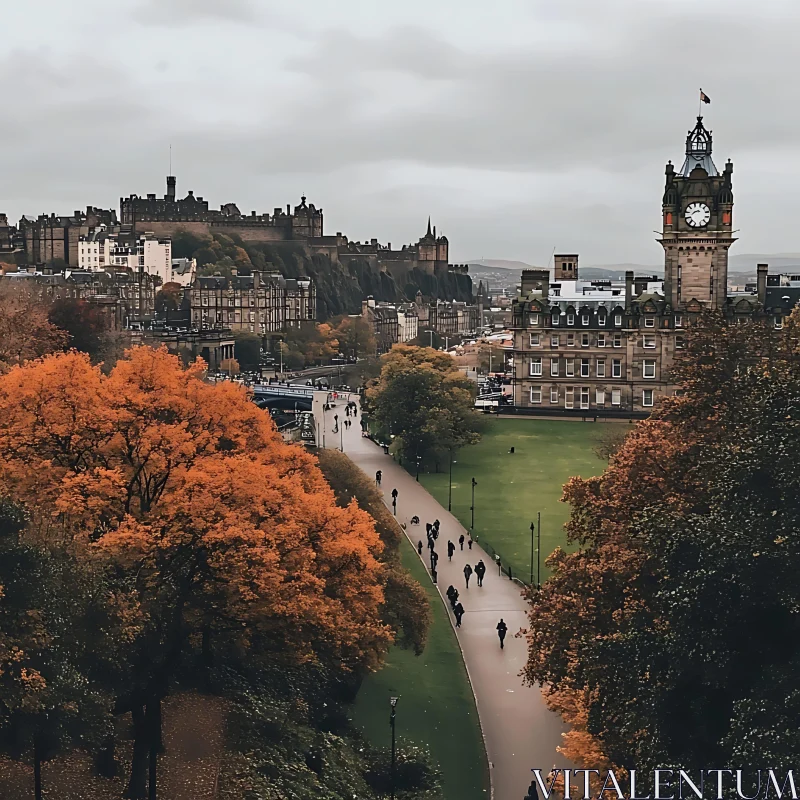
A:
[[366, 345, 483, 470], [523, 310, 800, 774], [328, 315, 376, 360], [0, 501, 119, 800]]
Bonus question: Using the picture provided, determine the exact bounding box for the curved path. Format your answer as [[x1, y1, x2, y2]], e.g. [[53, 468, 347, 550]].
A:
[[317, 398, 571, 800]]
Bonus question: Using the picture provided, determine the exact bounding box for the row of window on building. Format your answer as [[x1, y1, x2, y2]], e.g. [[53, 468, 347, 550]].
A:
[[528, 386, 656, 408], [528, 312, 684, 328], [528, 357, 659, 379], [528, 332, 682, 349]]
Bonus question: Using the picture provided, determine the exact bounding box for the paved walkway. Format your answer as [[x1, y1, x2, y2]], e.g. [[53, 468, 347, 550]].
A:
[[318, 399, 571, 800]]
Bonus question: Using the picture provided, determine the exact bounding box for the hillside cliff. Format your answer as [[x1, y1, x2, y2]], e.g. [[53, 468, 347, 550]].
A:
[[174, 233, 474, 320]]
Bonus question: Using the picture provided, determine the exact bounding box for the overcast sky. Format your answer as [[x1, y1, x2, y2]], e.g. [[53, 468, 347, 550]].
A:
[[3, 0, 800, 265]]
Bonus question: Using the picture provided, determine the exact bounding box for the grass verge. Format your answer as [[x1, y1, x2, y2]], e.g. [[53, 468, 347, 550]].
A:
[[351, 537, 489, 800]]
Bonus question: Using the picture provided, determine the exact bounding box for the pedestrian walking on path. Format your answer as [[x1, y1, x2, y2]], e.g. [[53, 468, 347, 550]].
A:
[[427, 535, 434, 552], [391, 488, 398, 501], [417, 540, 423, 555], [464, 563, 473, 588], [446, 585, 459, 609], [475, 560, 486, 587], [375, 470, 382, 486], [447, 540, 455, 561], [468, 537, 473, 550], [430, 549, 438, 571], [497, 618, 508, 649], [454, 602, 465, 627], [459, 534, 465, 550]]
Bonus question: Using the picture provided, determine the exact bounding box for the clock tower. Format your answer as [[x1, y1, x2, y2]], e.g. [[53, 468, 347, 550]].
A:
[[660, 116, 735, 310]]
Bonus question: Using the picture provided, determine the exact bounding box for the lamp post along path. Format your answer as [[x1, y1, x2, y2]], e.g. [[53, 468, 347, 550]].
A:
[[390, 697, 399, 800]]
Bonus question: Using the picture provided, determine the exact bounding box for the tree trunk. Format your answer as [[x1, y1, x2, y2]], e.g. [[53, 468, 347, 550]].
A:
[[33, 735, 43, 800], [94, 733, 118, 778], [126, 705, 148, 800], [147, 695, 163, 800]]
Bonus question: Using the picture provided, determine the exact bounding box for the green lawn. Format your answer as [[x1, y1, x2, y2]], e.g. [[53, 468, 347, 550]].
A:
[[419, 418, 614, 583], [351, 539, 489, 800]]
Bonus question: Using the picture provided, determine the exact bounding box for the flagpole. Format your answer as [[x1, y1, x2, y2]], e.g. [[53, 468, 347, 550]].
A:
[[698, 88, 702, 118]]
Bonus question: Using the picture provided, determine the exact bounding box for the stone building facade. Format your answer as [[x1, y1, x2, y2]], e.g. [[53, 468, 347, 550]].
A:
[[1, 267, 158, 329], [20, 207, 118, 266], [511, 115, 768, 417], [190, 271, 315, 335]]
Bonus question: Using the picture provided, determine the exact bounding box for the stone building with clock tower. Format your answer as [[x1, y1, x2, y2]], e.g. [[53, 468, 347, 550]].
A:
[[660, 116, 735, 310], [509, 113, 793, 418]]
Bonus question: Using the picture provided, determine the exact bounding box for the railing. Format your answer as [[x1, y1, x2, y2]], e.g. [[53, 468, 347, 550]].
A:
[[471, 534, 531, 589], [251, 384, 315, 398]]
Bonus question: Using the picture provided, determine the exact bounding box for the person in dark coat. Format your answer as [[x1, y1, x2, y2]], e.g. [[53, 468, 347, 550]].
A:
[[447, 540, 455, 561], [475, 560, 486, 587], [375, 470, 382, 486], [446, 585, 456, 605], [496, 618, 508, 649], [434, 519, 440, 532], [450, 587, 459, 608], [391, 488, 398, 501], [429, 549, 438, 571], [459, 534, 465, 550], [426, 522, 432, 536], [427, 535, 435, 552], [417, 540, 423, 556], [463, 563, 473, 588], [467, 537, 473, 550], [454, 602, 465, 627]]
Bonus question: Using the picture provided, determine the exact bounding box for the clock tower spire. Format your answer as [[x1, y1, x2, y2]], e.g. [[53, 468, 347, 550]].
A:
[[659, 116, 735, 311]]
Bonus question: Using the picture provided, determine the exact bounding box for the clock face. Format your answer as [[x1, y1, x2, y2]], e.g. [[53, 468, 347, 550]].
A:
[[685, 202, 711, 228]]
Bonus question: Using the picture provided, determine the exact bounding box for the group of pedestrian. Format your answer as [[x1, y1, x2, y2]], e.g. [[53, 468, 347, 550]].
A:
[[345, 402, 358, 418], [409, 511, 504, 648], [446, 585, 465, 627], [342, 418, 353, 430]]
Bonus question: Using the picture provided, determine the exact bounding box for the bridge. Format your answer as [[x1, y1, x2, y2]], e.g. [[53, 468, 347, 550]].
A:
[[251, 384, 316, 411]]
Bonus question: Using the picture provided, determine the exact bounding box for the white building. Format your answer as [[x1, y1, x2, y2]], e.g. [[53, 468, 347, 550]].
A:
[[78, 228, 172, 285], [397, 304, 419, 342]]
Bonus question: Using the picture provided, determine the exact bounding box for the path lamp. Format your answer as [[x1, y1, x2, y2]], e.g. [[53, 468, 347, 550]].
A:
[[470, 477, 477, 533], [340, 420, 344, 452], [529, 521, 535, 586], [415, 453, 422, 482], [390, 697, 399, 800]]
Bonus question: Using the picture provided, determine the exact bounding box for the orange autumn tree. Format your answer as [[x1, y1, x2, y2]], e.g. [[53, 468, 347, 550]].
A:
[[0, 346, 391, 799]]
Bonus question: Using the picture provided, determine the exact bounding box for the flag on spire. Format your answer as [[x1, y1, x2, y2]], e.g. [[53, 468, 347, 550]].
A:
[[700, 89, 711, 104]]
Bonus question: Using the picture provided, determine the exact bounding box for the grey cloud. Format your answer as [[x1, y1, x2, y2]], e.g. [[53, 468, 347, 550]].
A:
[[3, 0, 800, 264], [133, 0, 259, 24]]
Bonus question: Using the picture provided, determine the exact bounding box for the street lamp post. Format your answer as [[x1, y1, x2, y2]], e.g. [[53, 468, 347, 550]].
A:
[[340, 420, 344, 452], [530, 521, 535, 586], [470, 477, 477, 533], [415, 454, 421, 481], [448, 449, 455, 512], [390, 697, 399, 800]]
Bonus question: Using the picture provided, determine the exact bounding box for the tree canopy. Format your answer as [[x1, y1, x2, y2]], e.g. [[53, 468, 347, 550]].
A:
[[0, 346, 394, 797], [523, 310, 800, 777], [366, 345, 483, 468]]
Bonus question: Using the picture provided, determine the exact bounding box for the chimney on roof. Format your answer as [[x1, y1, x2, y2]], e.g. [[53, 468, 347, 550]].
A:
[[757, 263, 768, 306], [625, 271, 634, 309], [554, 254, 579, 282], [520, 269, 549, 298]]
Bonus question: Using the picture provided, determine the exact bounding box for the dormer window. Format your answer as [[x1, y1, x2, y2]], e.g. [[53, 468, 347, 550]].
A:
[[551, 314, 559, 326], [614, 314, 622, 327], [567, 314, 575, 326], [581, 314, 590, 326], [598, 314, 606, 326], [644, 316, 655, 328], [529, 313, 540, 326]]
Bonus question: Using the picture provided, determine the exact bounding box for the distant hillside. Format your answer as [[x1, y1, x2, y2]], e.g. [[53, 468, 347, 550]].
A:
[[467, 259, 535, 271]]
